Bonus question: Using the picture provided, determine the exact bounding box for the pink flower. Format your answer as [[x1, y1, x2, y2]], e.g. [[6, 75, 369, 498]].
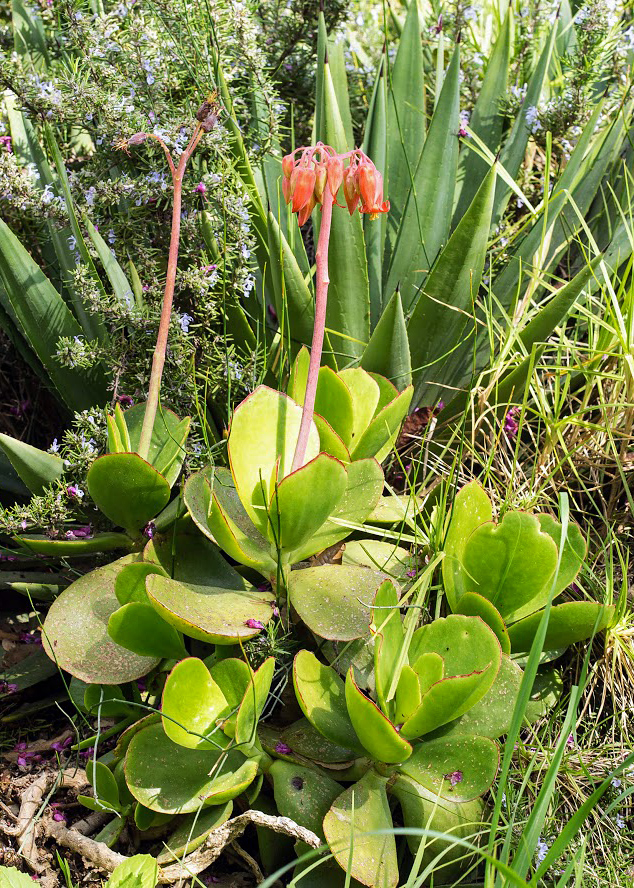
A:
[[245, 619, 265, 630], [444, 770, 463, 788], [274, 742, 292, 755], [194, 182, 206, 194]]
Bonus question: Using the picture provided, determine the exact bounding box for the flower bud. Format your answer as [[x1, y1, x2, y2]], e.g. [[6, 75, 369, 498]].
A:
[[358, 161, 389, 220], [297, 194, 316, 227], [342, 167, 360, 215], [327, 155, 344, 197], [291, 167, 316, 214], [282, 153, 294, 178], [313, 164, 327, 202], [282, 174, 292, 204], [127, 132, 147, 148]]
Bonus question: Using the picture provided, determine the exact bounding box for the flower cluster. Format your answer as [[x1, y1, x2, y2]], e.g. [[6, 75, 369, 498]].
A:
[[281, 142, 389, 225]]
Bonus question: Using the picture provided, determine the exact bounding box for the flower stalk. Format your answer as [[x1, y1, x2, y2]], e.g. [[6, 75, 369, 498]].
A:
[[282, 142, 389, 470]]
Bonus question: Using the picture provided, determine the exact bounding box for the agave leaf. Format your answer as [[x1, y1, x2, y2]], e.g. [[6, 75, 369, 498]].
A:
[[408, 162, 496, 407], [0, 219, 108, 410], [84, 219, 135, 311], [362, 49, 388, 327], [453, 5, 512, 221], [0, 433, 64, 495], [385, 0, 426, 266], [316, 61, 370, 364], [361, 289, 412, 391], [492, 21, 558, 225], [385, 45, 461, 311]]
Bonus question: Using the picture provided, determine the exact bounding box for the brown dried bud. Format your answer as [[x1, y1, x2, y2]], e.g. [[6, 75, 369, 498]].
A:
[[200, 112, 218, 133], [196, 100, 214, 122], [127, 132, 148, 148]]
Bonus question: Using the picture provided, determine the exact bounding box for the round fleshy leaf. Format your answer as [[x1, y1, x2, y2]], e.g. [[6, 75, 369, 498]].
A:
[[352, 385, 413, 461], [323, 769, 398, 888], [123, 403, 190, 487], [524, 668, 564, 724], [124, 722, 257, 814], [392, 774, 487, 873], [313, 366, 355, 446], [108, 602, 187, 659], [293, 651, 363, 753], [438, 655, 523, 740], [344, 540, 413, 580], [87, 453, 170, 532], [235, 657, 275, 747], [401, 667, 494, 739], [313, 413, 351, 462], [115, 562, 168, 605], [454, 591, 511, 654], [267, 453, 347, 553], [394, 665, 422, 725], [410, 652, 444, 695], [84, 759, 120, 812], [398, 735, 499, 802], [209, 658, 251, 711], [409, 614, 501, 680], [16, 533, 133, 556], [507, 601, 614, 653], [462, 511, 559, 622], [291, 459, 385, 563], [366, 495, 423, 527], [114, 713, 161, 762], [372, 580, 404, 713], [162, 658, 229, 750], [272, 718, 355, 764], [289, 564, 388, 641], [146, 574, 274, 645], [42, 558, 159, 684], [84, 684, 131, 718], [156, 802, 233, 864], [228, 386, 320, 535], [270, 760, 343, 839], [442, 481, 493, 611], [337, 368, 380, 445], [183, 467, 276, 574], [345, 668, 412, 764], [133, 804, 174, 831]]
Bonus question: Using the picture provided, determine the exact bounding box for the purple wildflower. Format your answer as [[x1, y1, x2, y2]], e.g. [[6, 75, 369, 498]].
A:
[[143, 521, 156, 539], [0, 681, 18, 694], [504, 407, 520, 437], [202, 264, 217, 274], [51, 736, 72, 753], [406, 568, 417, 578], [194, 182, 206, 194], [267, 304, 278, 324], [19, 631, 42, 645], [66, 485, 84, 499], [118, 394, 134, 407], [274, 742, 292, 755], [245, 618, 265, 630], [444, 770, 463, 788], [566, 733, 575, 749], [0, 135, 12, 152], [79, 746, 95, 760], [9, 399, 30, 417]]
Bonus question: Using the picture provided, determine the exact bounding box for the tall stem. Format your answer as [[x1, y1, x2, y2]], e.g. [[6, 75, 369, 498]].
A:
[[137, 126, 202, 461], [291, 188, 334, 471]]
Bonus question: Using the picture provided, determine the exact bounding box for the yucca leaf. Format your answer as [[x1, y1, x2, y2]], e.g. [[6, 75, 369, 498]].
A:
[[384, 45, 461, 312], [361, 289, 412, 391], [408, 162, 497, 407], [492, 20, 559, 225], [315, 61, 370, 364], [84, 219, 135, 311], [453, 6, 512, 222], [363, 49, 388, 328], [385, 0, 426, 264], [0, 219, 108, 410]]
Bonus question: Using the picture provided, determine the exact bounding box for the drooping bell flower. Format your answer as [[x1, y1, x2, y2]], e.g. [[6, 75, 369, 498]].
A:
[[281, 142, 389, 227], [357, 161, 390, 220]]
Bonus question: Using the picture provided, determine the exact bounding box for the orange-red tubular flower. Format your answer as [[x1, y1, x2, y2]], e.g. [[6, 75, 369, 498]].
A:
[[327, 156, 344, 197], [282, 174, 292, 205], [314, 164, 328, 202], [282, 153, 294, 179], [291, 168, 316, 214], [342, 167, 360, 215], [297, 194, 316, 227], [357, 162, 390, 220]]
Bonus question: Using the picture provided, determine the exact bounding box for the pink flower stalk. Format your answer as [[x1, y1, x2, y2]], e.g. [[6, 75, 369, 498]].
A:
[[281, 143, 389, 470]]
